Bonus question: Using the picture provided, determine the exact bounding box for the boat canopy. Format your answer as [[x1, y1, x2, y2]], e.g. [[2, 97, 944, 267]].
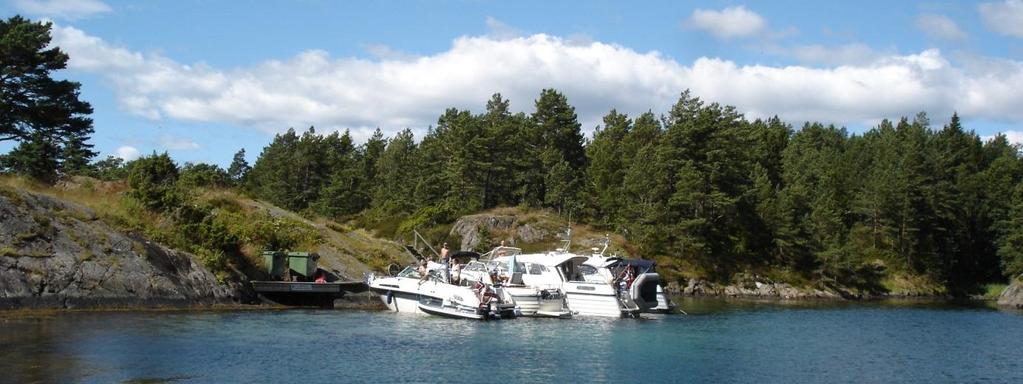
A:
[[494, 253, 587, 268], [607, 258, 657, 273], [449, 250, 480, 261]]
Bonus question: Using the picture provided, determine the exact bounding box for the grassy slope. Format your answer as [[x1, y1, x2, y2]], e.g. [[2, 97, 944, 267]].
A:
[[0, 176, 411, 282]]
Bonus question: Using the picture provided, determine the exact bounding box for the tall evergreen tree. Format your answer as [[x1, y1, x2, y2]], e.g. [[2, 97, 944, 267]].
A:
[[227, 148, 250, 184], [529, 89, 586, 211], [5, 129, 60, 182], [585, 109, 631, 227], [1, 16, 95, 181], [373, 129, 418, 213]]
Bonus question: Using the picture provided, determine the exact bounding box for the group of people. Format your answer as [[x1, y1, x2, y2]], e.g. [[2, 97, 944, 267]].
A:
[[417, 242, 465, 285]]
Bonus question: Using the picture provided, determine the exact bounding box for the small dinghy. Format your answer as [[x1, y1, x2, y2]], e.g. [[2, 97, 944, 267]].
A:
[[417, 301, 486, 320]]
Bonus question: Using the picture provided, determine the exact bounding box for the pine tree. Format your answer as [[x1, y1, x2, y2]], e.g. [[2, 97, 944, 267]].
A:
[[227, 148, 250, 184], [529, 89, 586, 212], [1, 16, 95, 181], [998, 183, 1023, 279], [373, 128, 418, 214], [584, 109, 631, 227], [5, 129, 61, 183]]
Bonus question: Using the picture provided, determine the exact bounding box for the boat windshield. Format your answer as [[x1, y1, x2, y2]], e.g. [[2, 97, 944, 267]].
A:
[[396, 266, 421, 279], [488, 260, 525, 274], [482, 246, 523, 259]]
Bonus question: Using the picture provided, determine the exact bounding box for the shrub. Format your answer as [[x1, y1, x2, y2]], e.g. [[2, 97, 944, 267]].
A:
[[127, 152, 180, 212]]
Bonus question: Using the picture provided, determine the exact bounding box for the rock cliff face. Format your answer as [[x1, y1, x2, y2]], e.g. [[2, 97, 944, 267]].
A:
[[0, 188, 240, 309], [450, 214, 556, 251], [998, 278, 1023, 309]]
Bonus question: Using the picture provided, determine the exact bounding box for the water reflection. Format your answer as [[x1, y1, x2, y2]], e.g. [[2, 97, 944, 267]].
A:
[[0, 300, 1021, 383]]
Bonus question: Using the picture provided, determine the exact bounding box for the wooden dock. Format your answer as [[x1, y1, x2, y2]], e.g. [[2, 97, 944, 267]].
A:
[[251, 281, 368, 307]]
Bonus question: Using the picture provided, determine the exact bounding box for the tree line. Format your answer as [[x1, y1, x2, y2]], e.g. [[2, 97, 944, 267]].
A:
[[233, 90, 1023, 293]]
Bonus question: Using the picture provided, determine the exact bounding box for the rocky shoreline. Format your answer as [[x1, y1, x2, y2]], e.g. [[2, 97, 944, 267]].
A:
[[665, 279, 954, 301], [3, 186, 1022, 311], [0, 188, 246, 310], [997, 279, 1023, 309]]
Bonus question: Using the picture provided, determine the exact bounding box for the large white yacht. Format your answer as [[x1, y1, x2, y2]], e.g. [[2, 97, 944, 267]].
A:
[[463, 247, 577, 318], [367, 261, 516, 320], [552, 235, 671, 317], [470, 241, 663, 318], [584, 255, 676, 314]]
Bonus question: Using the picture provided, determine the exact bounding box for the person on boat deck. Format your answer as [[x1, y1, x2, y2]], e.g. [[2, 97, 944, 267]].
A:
[[451, 260, 462, 285], [314, 270, 327, 284], [495, 240, 507, 257], [616, 267, 634, 293], [417, 259, 429, 283], [440, 243, 451, 282]]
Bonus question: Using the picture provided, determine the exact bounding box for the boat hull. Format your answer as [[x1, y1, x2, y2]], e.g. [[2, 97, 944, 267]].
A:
[[505, 287, 570, 318], [563, 282, 632, 317]]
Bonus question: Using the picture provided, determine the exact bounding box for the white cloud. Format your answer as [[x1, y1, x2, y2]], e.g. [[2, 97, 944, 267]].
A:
[[363, 44, 419, 61], [1004, 131, 1023, 146], [116, 146, 140, 161], [915, 14, 967, 41], [979, 0, 1023, 38], [50, 24, 1023, 140], [688, 6, 767, 39], [158, 135, 200, 150], [12, 0, 111, 20], [486, 16, 523, 40], [982, 131, 1023, 147], [766, 43, 881, 66]]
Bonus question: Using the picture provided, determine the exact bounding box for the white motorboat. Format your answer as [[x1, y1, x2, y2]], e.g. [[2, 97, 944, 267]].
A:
[[558, 234, 675, 317], [592, 257, 676, 314], [472, 243, 652, 318], [367, 262, 516, 320], [461, 247, 575, 318]]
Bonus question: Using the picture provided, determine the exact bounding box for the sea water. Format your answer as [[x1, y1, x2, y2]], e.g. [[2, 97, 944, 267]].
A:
[[2, 299, 1021, 383]]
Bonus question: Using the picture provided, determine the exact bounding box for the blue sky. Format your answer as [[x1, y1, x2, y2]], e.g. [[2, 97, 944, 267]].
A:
[[2, 0, 1022, 167]]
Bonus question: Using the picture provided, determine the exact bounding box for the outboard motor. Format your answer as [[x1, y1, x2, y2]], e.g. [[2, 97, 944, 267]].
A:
[[630, 273, 661, 310]]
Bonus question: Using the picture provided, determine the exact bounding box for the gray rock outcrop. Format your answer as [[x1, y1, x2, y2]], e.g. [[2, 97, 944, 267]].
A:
[[450, 214, 555, 251], [0, 188, 240, 309], [997, 278, 1023, 309]]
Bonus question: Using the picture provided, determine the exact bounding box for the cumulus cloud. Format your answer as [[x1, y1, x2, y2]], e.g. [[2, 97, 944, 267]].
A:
[[765, 43, 882, 66], [1003, 131, 1023, 146], [12, 0, 111, 20], [49, 24, 1023, 139], [979, 0, 1023, 38], [159, 135, 200, 150], [486, 16, 523, 40], [982, 131, 1023, 147], [363, 44, 419, 61], [687, 6, 767, 39], [116, 146, 140, 161], [916, 14, 967, 41]]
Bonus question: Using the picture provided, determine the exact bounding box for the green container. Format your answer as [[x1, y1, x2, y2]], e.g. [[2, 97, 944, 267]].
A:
[[262, 251, 287, 279], [262, 251, 319, 280], [286, 252, 319, 278]]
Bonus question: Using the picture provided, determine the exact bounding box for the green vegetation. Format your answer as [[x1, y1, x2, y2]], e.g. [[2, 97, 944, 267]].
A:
[[0, 16, 96, 182], [1, 15, 1022, 295], [234, 90, 1023, 296], [983, 283, 1008, 300]]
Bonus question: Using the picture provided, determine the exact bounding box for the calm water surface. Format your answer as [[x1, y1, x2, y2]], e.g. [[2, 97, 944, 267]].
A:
[[2, 299, 1022, 383]]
